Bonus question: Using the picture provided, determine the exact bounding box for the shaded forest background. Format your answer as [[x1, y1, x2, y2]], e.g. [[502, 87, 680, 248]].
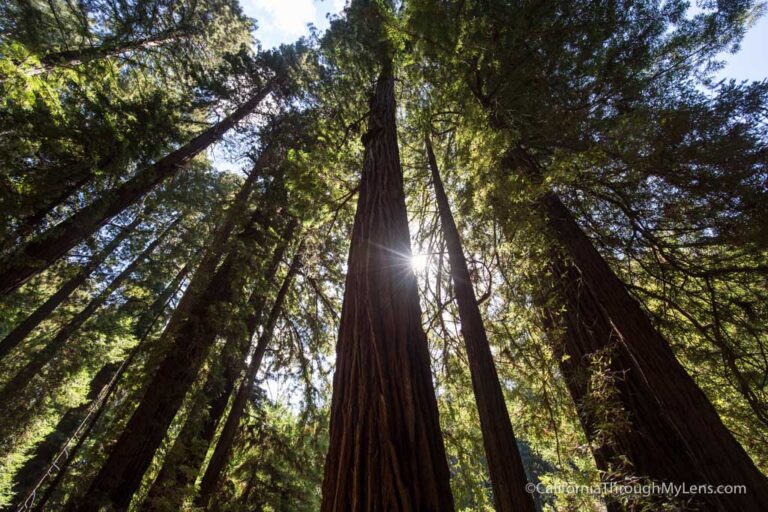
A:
[[0, 0, 767, 510]]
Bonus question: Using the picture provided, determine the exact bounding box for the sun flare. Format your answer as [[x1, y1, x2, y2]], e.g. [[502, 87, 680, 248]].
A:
[[411, 253, 429, 273]]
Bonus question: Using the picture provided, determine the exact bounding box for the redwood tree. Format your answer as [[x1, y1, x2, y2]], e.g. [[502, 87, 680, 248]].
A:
[[319, 9, 455, 504], [426, 135, 535, 512], [0, 82, 274, 296], [537, 188, 768, 510], [196, 245, 303, 507]]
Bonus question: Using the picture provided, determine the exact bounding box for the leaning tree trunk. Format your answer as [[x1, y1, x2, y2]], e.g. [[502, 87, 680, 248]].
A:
[[2, 167, 95, 251], [30, 30, 184, 75], [11, 363, 118, 504], [426, 135, 535, 512], [538, 189, 768, 510], [0, 216, 140, 361], [70, 202, 273, 509], [20, 263, 189, 512], [195, 246, 302, 508], [142, 228, 292, 509], [0, 216, 180, 412], [319, 63, 455, 511], [0, 82, 274, 296]]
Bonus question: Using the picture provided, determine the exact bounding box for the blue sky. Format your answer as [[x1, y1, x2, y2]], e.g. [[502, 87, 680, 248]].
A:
[[240, 0, 768, 81]]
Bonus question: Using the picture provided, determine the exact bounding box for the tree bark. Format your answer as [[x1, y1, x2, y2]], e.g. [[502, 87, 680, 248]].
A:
[[0, 216, 140, 361], [142, 228, 292, 509], [0, 82, 274, 297], [195, 246, 302, 507], [21, 263, 189, 512], [0, 216, 180, 411], [538, 190, 768, 510], [319, 64, 455, 511], [69, 201, 274, 509], [426, 135, 535, 512]]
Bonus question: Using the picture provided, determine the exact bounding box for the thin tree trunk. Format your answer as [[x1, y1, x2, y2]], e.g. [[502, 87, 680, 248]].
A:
[[195, 247, 302, 507], [426, 135, 535, 512], [538, 189, 768, 510], [0, 83, 274, 296], [30, 31, 183, 75], [0, 216, 140, 361], [0, 216, 180, 410], [319, 62, 455, 511], [142, 227, 292, 509], [70, 202, 273, 509], [11, 363, 118, 503], [19, 263, 189, 512], [2, 169, 95, 252]]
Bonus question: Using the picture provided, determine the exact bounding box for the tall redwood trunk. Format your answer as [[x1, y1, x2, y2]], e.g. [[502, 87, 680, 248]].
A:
[[0, 83, 274, 296], [0, 216, 180, 410], [69, 202, 273, 509], [319, 64, 454, 511], [142, 230, 291, 509], [195, 247, 302, 507], [426, 136, 535, 512], [24, 263, 188, 512], [538, 190, 768, 510], [0, 216, 140, 361]]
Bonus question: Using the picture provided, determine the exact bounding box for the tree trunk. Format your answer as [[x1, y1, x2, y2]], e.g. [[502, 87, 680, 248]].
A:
[[426, 135, 535, 512], [11, 363, 118, 504], [0, 216, 179, 411], [319, 64, 455, 511], [0, 216, 140, 361], [142, 229, 292, 509], [0, 83, 274, 297], [20, 263, 189, 512], [539, 190, 768, 510], [31, 31, 183, 75], [69, 203, 273, 509], [195, 247, 302, 508], [2, 168, 95, 252]]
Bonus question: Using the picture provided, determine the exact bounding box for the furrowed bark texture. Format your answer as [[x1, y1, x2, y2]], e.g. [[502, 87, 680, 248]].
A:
[[71, 208, 269, 509], [0, 83, 273, 296], [195, 246, 302, 507], [143, 229, 291, 509], [540, 190, 768, 510], [0, 216, 179, 410], [0, 216, 140, 361], [320, 68, 455, 512], [426, 136, 535, 512], [27, 263, 188, 512]]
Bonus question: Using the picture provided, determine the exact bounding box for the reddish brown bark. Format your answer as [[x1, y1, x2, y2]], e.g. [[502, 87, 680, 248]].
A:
[[0, 83, 274, 297], [68, 198, 275, 509], [195, 247, 303, 507], [539, 190, 768, 510], [0, 216, 140, 361], [319, 65, 454, 511], [142, 230, 292, 509], [426, 136, 535, 512]]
